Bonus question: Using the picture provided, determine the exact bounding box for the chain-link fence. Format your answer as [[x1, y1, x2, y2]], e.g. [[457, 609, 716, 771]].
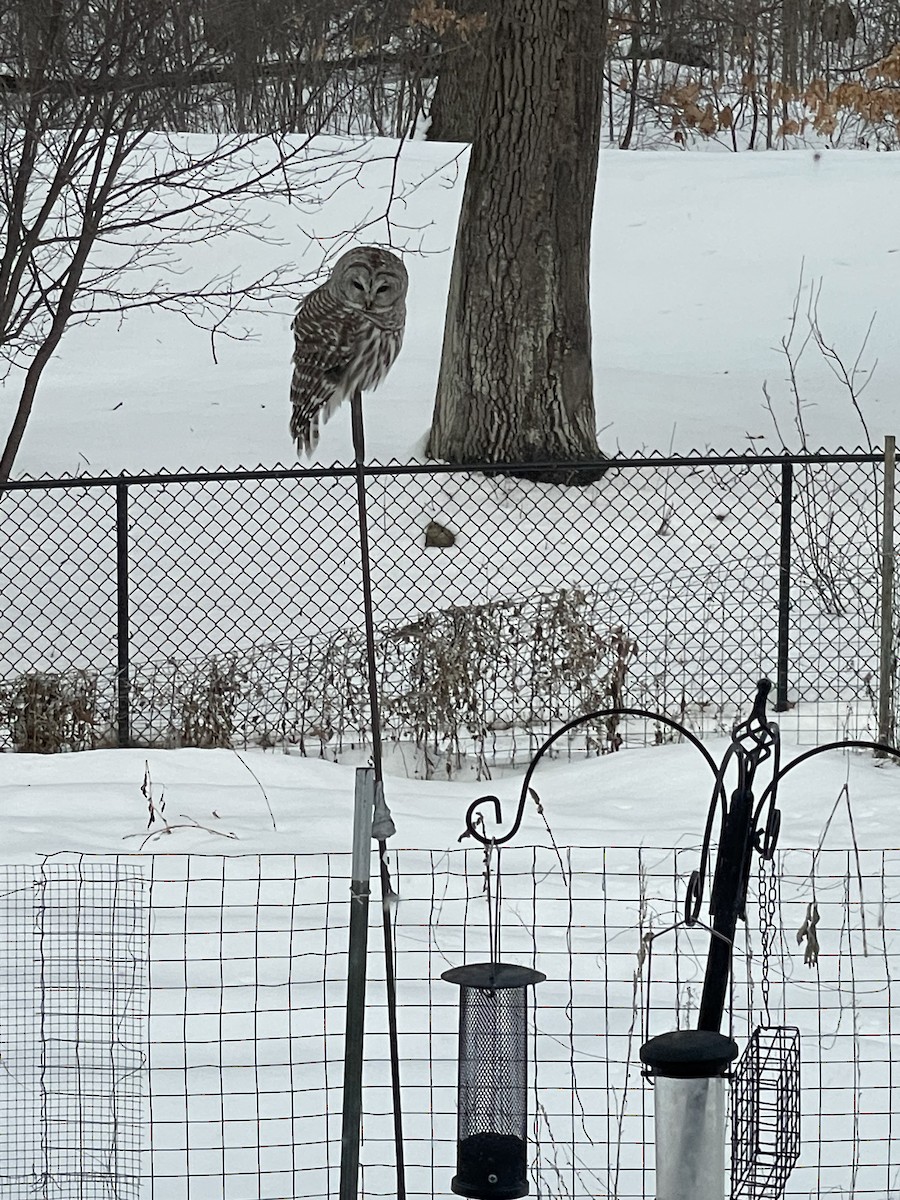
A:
[[0, 451, 892, 761], [5, 844, 897, 1199]]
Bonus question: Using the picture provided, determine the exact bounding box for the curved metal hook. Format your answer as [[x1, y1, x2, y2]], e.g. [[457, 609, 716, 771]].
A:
[[687, 745, 733, 924], [459, 705, 722, 847], [754, 738, 900, 845], [460, 794, 502, 843], [755, 718, 783, 859]]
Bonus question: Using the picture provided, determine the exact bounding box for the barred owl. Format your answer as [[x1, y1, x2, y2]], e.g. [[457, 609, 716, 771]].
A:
[[289, 246, 408, 456]]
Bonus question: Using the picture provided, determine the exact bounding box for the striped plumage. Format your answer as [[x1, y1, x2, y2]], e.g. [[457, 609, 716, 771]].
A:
[[289, 247, 408, 457]]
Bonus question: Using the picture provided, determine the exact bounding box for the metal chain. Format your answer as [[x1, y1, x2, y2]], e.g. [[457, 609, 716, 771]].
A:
[[758, 853, 778, 1023]]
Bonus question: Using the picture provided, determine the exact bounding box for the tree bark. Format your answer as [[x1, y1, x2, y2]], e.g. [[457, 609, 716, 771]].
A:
[[426, 3, 491, 143], [427, 0, 606, 482]]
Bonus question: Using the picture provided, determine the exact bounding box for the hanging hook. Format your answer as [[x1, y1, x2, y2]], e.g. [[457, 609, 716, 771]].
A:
[[754, 737, 900, 853], [458, 706, 722, 847]]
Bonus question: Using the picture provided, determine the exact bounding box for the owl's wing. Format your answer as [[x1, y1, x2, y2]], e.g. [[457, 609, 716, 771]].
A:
[[290, 300, 365, 456]]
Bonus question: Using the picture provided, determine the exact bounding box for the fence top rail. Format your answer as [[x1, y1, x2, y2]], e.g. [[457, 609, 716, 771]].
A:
[[0, 448, 886, 491], [43, 844, 900, 862]]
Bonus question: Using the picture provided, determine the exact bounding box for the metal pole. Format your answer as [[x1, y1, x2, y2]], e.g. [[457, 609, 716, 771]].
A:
[[339, 768, 375, 1200], [775, 461, 793, 712], [878, 435, 896, 751], [350, 389, 383, 781], [115, 481, 130, 747], [697, 781, 753, 1033], [349, 388, 406, 1199]]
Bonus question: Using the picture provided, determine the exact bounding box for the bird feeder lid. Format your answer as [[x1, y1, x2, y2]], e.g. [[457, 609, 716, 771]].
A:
[[442, 962, 546, 990], [640, 1029, 739, 1078]]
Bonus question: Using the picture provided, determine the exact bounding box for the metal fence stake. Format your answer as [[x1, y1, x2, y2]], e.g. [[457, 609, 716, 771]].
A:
[[878, 434, 896, 750], [339, 767, 375, 1200], [349, 388, 406, 1200]]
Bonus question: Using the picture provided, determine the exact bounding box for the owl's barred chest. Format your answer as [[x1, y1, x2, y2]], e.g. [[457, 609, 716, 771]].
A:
[[340, 317, 403, 394]]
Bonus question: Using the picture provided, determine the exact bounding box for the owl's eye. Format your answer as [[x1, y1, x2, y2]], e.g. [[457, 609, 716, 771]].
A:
[[376, 284, 389, 294], [351, 280, 364, 290]]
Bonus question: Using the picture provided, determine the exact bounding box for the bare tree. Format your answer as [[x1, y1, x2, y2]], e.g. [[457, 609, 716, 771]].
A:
[[0, 0, 368, 480], [427, 0, 606, 480]]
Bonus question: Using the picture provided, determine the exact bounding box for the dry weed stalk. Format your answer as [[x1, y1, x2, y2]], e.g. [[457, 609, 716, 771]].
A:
[[7, 588, 636, 774], [3, 668, 104, 752], [763, 267, 880, 619]]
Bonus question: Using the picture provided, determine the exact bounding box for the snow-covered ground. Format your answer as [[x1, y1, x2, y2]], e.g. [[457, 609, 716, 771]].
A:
[[2, 732, 898, 859], [2, 135, 900, 1198]]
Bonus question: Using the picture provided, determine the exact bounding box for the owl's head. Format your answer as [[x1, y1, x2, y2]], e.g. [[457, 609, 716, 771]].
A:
[[329, 247, 408, 315]]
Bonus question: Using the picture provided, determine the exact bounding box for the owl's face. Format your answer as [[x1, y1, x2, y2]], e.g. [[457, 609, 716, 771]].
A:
[[330, 248, 408, 314]]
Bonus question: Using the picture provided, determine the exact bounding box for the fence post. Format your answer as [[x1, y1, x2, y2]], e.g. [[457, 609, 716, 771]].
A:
[[339, 767, 375, 1200], [775, 461, 793, 712], [878, 436, 896, 750], [115, 481, 130, 748]]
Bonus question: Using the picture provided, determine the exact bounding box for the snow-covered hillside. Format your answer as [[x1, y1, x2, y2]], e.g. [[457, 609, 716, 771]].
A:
[[3, 139, 899, 476]]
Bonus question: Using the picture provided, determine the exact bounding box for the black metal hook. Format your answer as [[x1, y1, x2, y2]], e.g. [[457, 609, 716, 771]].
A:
[[755, 737, 900, 841], [459, 706, 722, 847]]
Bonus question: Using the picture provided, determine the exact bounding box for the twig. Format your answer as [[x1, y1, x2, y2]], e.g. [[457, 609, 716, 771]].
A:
[[124, 818, 238, 852], [231, 748, 277, 830]]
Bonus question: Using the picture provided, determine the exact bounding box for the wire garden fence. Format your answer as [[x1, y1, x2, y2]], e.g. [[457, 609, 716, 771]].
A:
[[3, 843, 896, 1199], [0, 447, 896, 763]]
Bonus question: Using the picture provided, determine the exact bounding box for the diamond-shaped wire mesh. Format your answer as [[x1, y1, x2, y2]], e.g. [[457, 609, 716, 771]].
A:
[[128, 475, 361, 662], [0, 452, 891, 755], [0, 484, 118, 677]]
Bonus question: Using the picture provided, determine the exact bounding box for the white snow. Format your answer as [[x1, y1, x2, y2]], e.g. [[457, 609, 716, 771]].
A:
[[0, 735, 897, 859], [3, 139, 898, 476]]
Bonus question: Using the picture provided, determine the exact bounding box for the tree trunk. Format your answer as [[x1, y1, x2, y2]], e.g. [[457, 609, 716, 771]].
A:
[[0, 343, 56, 482], [427, 0, 606, 483], [426, 4, 491, 143]]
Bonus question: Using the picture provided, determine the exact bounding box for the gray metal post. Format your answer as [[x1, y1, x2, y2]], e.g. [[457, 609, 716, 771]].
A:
[[878, 435, 896, 750], [339, 768, 375, 1200]]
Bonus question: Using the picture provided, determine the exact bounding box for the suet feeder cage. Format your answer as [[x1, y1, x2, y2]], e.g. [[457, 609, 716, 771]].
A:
[[731, 1025, 801, 1198], [442, 962, 546, 1200]]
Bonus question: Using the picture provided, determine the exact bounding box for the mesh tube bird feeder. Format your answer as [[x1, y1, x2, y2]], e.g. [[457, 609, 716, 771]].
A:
[[442, 963, 545, 1200]]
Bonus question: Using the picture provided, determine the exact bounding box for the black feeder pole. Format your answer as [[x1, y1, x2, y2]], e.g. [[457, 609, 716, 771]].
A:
[[640, 678, 784, 1200]]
